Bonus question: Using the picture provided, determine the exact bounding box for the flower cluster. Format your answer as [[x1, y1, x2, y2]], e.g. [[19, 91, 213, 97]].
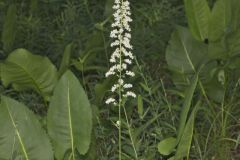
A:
[[105, 0, 136, 105]]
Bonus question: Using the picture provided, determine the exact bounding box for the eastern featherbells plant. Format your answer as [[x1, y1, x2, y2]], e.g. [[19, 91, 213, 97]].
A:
[[105, 0, 138, 159]]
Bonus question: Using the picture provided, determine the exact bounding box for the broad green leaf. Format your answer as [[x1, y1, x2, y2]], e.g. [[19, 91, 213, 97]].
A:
[[209, 0, 232, 41], [47, 71, 92, 159], [1, 4, 17, 52], [83, 133, 97, 160], [177, 74, 198, 143], [158, 137, 177, 155], [1, 49, 58, 100], [184, 0, 210, 41], [0, 96, 53, 160], [174, 103, 199, 160], [165, 26, 225, 103], [166, 26, 225, 103], [58, 43, 72, 77], [166, 26, 207, 75], [158, 96, 200, 157]]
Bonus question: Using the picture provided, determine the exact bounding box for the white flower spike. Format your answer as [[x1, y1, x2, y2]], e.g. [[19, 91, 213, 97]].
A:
[[105, 0, 135, 105]]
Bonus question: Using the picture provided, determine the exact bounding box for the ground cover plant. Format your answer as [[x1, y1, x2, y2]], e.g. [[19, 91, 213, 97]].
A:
[[0, 0, 240, 159]]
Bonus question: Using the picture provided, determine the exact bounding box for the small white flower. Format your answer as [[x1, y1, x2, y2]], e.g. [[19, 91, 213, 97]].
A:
[[123, 84, 133, 89], [125, 33, 131, 38], [116, 64, 121, 71], [110, 29, 118, 38], [119, 28, 124, 33], [122, 48, 134, 59], [110, 57, 116, 63], [113, 4, 120, 10], [122, 63, 127, 69], [116, 120, 121, 127], [124, 91, 136, 98], [110, 48, 121, 63], [118, 79, 124, 85], [123, 1, 130, 6], [115, 0, 120, 4], [124, 59, 132, 64], [111, 40, 120, 47], [106, 98, 116, 104], [111, 84, 120, 92], [126, 71, 135, 77], [122, 37, 132, 49], [105, 70, 115, 77]]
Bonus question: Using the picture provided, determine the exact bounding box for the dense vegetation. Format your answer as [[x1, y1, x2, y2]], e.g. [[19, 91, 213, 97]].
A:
[[0, 0, 240, 159]]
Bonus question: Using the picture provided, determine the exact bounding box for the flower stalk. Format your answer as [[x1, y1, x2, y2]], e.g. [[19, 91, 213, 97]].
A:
[[105, 0, 137, 159]]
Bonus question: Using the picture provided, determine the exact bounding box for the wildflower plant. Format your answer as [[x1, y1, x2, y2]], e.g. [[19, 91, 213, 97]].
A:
[[105, 0, 136, 104], [105, 0, 138, 159]]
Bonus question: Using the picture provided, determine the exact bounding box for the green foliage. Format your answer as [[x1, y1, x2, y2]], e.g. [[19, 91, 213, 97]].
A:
[[166, 26, 207, 75], [158, 137, 177, 156], [47, 71, 92, 159], [165, 0, 240, 159], [0, 70, 93, 159], [177, 75, 198, 143], [0, 0, 239, 159], [166, 0, 240, 102], [208, 0, 232, 41], [0, 96, 53, 160], [174, 103, 199, 160], [158, 75, 199, 158], [0, 49, 58, 100], [184, 0, 210, 41], [0, 47, 92, 159]]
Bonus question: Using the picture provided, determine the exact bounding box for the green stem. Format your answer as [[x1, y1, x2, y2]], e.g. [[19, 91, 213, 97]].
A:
[[117, 0, 128, 159], [118, 96, 122, 160]]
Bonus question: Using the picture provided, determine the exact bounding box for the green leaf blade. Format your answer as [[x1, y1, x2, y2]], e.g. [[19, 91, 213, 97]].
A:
[[184, 0, 210, 41], [175, 103, 199, 160], [177, 74, 198, 142], [0, 96, 53, 160], [158, 137, 177, 156], [166, 26, 207, 75], [47, 70, 92, 159], [209, 0, 232, 41], [1, 49, 58, 99]]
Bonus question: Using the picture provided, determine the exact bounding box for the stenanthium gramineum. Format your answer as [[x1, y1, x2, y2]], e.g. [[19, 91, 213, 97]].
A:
[[105, 0, 136, 105]]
